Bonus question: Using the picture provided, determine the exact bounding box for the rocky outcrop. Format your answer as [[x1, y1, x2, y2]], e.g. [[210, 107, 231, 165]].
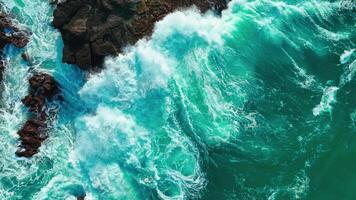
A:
[[53, 0, 229, 70], [0, 13, 29, 49], [16, 73, 61, 157], [0, 11, 29, 82]]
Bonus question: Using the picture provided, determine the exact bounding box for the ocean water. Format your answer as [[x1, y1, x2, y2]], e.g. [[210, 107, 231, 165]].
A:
[[0, 0, 355, 199]]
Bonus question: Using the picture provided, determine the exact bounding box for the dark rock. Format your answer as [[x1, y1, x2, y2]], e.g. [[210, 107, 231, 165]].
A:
[[16, 73, 61, 157], [22, 95, 45, 113], [0, 13, 29, 49], [0, 8, 55, 158], [15, 118, 47, 157], [49, 0, 59, 5], [28, 73, 60, 99], [0, 59, 5, 83], [77, 195, 85, 200], [21, 52, 31, 64], [53, 0, 229, 70], [0, 10, 29, 83]]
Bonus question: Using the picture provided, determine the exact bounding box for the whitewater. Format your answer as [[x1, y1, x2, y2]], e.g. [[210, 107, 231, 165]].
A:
[[0, 0, 355, 200]]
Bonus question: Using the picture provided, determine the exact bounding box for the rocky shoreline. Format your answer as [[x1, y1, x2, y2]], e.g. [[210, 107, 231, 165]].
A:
[[53, 0, 229, 70], [0, 0, 230, 161]]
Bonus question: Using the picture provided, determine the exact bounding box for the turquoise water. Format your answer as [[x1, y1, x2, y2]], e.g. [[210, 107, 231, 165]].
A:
[[0, 0, 355, 199]]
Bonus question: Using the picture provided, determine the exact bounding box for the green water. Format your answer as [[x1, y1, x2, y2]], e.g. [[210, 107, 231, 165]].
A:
[[0, 0, 355, 199]]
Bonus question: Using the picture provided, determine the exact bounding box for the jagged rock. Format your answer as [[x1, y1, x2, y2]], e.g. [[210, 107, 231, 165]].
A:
[[16, 119, 47, 157], [53, 0, 229, 70], [0, 13, 29, 49], [28, 73, 60, 99], [16, 73, 61, 157], [22, 95, 45, 113]]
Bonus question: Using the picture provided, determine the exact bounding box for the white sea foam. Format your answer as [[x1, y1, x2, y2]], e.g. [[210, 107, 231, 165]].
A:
[[79, 35, 177, 109], [153, 9, 225, 45], [79, 53, 139, 109], [339, 50, 356, 87], [313, 49, 355, 117], [74, 104, 205, 199], [351, 110, 356, 129], [313, 86, 339, 116], [0, 46, 31, 200], [340, 49, 355, 64], [72, 4, 237, 199]]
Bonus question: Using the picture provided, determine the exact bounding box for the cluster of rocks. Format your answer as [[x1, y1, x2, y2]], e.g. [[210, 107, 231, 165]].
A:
[[0, 11, 29, 82], [0, 8, 61, 158], [53, 0, 229, 70], [16, 73, 61, 157]]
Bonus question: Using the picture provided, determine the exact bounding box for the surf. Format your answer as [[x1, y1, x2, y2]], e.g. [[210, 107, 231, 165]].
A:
[[0, 0, 354, 199]]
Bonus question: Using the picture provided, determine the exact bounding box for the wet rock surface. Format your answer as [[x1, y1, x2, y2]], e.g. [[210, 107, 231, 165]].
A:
[[0, 11, 29, 82], [16, 73, 61, 157], [0, 13, 29, 49], [53, 0, 229, 70]]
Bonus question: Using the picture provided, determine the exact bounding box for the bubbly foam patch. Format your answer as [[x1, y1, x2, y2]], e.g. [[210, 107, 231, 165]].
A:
[[340, 49, 355, 64], [313, 86, 339, 116]]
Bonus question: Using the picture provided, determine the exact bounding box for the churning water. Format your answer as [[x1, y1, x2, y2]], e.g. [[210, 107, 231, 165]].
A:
[[0, 0, 355, 199]]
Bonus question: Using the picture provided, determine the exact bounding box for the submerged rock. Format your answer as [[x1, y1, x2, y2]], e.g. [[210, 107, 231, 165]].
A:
[[16, 73, 61, 157], [53, 0, 229, 70]]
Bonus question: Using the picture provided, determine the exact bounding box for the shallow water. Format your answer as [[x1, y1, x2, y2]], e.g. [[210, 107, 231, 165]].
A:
[[0, 0, 355, 199]]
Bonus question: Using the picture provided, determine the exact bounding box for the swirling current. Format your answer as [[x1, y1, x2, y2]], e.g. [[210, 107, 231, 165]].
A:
[[0, 0, 355, 199]]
